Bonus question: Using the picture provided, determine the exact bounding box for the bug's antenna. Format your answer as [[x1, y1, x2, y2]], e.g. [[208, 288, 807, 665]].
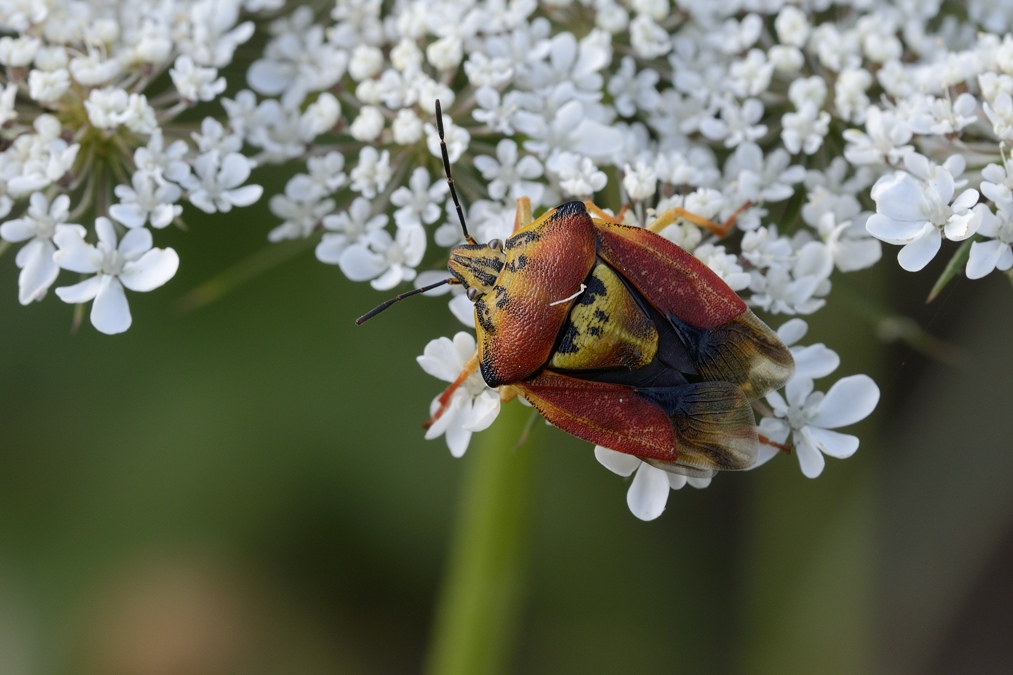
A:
[[355, 278, 458, 325], [436, 99, 476, 245]]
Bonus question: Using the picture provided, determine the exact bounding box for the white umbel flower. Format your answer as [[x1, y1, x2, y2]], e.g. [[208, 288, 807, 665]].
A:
[[417, 332, 501, 457], [53, 218, 179, 335]]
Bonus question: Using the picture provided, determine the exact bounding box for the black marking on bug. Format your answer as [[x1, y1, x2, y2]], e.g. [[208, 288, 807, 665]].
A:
[[586, 325, 603, 337], [578, 273, 607, 305], [493, 285, 509, 309], [468, 267, 498, 289], [555, 323, 580, 354], [505, 230, 539, 249], [554, 200, 587, 217], [593, 308, 609, 323], [504, 254, 528, 272], [475, 300, 495, 332]]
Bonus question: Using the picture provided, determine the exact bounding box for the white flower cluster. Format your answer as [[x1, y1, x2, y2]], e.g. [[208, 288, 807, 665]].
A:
[[0, 0, 267, 333], [224, 0, 899, 519], [850, 29, 1013, 279]]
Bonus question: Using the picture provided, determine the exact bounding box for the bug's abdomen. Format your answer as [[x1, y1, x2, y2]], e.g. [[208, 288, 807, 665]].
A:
[[549, 261, 658, 372]]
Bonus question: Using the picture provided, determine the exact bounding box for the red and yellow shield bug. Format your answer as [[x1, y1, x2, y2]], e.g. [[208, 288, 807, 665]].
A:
[[357, 101, 795, 477]]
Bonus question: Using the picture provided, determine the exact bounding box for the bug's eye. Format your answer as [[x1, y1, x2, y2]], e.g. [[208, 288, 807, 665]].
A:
[[487, 239, 502, 252], [467, 287, 479, 301]]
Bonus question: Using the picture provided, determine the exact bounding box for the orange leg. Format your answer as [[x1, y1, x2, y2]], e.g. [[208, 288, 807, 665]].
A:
[[513, 196, 533, 234], [758, 433, 792, 454], [423, 352, 481, 429], [646, 200, 753, 237], [583, 201, 629, 225]]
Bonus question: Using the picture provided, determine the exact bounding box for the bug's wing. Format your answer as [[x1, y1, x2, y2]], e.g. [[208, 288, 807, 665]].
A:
[[515, 370, 758, 472], [593, 220, 794, 398]]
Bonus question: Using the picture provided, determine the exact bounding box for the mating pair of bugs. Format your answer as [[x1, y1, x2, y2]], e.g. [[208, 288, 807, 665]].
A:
[[358, 101, 794, 478]]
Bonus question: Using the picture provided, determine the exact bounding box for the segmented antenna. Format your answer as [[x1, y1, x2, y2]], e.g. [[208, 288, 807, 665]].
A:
[[355, 278, 458, 325], [436, 99, 476, 245]]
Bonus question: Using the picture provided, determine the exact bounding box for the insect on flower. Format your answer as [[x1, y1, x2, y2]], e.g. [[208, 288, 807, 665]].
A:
[[357, 101, 795, 478]]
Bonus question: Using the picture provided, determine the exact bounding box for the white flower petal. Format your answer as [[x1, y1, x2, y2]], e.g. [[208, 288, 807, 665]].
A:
[[444, 418, 472, 458], [95, 216, 117, 248], [865, 213, 930, 244], [55, 275, 102, 304], [90, 275, 132, 334], [417, 335, 468, 382], [792, 344, 840, 379], [627, 464, 671, 521], [777, 318, 808, 346], [338, 244, 386, 281], [118, 226, 153, 260], [120, 248, 179, 291], [966, 240, 1006, 279], [223, 184, 263, 208], [16, 239, 59, 304], [464, 392, 500, 432], [594, 445, 642, 477], [897, 228, 941, 271], [802, 426, 859, 459], [53, 226, 99, 273], [810, 374, 879, 428], [795, 438, 826, 478], [109, 203, 147, 229]]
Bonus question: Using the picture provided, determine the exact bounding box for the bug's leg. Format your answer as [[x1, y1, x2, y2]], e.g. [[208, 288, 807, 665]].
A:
[[758, 433, 792, 454], [584, 201, 630, 225], [646, 200, 754, 237], [512, 196, 533, 233], [423, 352, 481, 429]]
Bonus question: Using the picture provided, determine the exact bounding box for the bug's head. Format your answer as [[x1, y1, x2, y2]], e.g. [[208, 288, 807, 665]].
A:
[[448, 238, 505, 302]]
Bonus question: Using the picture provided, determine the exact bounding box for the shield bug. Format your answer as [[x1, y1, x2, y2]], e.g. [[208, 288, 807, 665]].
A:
[[357, 101, 795, 477]]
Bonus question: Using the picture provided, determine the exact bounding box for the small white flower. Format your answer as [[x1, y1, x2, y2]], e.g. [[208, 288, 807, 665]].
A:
[[349, 146, 392, 199], [607, 55, 661, 116], [728, 49, 774, 99], [843, 106, 913, 166], [774, 5, 810, 47], [424, 114, 471, 164], [392, 108, 424, 145], [53, 218, 179, 334], [110, 172, 183, 229], [350, 105, 385, 142], [0, 193, 77, 304], [390, 167, 448, 228], [622, 160, 657, 201], [966, 203, 1013, 279], [473, 139, 545, 206], [337, 222, 426, 291], [316, 196, 387, 263], [182, 151, 263, 214], [418, 332, 501, 457], [268, 175, 334, 242], [699, 98, 768, 149], [513, 99, 624, 162], [693, 243, 750, 291], [866, 154, 981, 272], [348, 45, 384, 81], [781, 102, 831, 155], [547, 152, 607, 197], [170, 55, 226, 102], [27, 68, 70, 104], [757, 375, 879, 478], [300, 92, 341, 138], [594, 446, 710, 521]]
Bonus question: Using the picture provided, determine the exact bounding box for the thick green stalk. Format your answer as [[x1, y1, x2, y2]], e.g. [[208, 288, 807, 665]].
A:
[[424, 402, 537, 675]]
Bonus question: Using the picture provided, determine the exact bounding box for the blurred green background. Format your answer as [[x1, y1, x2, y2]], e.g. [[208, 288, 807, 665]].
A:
[[2, 195, 1012, 675]]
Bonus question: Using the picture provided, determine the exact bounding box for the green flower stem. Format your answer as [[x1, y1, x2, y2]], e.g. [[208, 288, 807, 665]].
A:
[[424, 401, 537, 675]]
